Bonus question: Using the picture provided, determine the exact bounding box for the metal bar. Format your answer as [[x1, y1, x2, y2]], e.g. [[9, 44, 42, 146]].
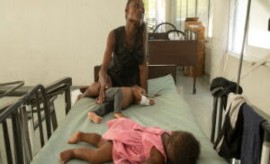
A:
[[261, 121, 270, 164], [11, 113, 24, 164], [49, 102, 58, 131], [193, 67, 196, 94], [43, 93, 51, 139], [65, 85, 71, 114], [180, 0, 182, 29], [0, 81, 24, 98], [35, 92, 45, 147], [211, 97, 218, 143], [207, 0, 211, 37], [195, 0, 198, 17], [236, 0, 252, 93], [186, 0, 188, 17], [3, 120, 13, 164], [218, 97, 224, 132]]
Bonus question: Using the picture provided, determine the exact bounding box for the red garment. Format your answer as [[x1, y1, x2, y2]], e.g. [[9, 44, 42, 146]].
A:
[[102, 118, 170, 164]]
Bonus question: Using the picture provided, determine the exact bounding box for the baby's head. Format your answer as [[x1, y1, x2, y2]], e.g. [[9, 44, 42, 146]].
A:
[[165, 131, 200, 164]]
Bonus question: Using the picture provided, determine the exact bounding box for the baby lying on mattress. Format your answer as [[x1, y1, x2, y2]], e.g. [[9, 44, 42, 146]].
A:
[[60, 118, 200, 164], [84, 85, 155, 123]]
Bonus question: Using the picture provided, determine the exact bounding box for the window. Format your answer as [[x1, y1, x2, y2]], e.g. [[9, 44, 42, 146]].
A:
[[143, 0, 210, 35], [228, 0, 270, 56]]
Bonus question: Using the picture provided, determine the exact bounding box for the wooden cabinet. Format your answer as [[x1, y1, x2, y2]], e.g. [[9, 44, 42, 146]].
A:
[[184, 18, 206, 77]]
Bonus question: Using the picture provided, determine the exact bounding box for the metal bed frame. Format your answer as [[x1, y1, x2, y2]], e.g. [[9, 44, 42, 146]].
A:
[[210, 86, 270, 164], [0, 77, 72, 164]]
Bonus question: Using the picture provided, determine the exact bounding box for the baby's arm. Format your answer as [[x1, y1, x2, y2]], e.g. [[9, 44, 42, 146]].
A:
[[139, 95, 155, 105]]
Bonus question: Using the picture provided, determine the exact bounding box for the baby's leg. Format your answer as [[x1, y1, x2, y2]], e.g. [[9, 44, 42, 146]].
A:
[[88, 101, 114, 123], [68, 131, 104, 147], [60, 141, 113, 164], [107, 88, 133, 110], [88, 112, 102, 123], [113, 112, 127, 118]]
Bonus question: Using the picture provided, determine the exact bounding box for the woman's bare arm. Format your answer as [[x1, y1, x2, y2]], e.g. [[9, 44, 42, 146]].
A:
[[140, 22, 148, 92], [139, 62, 148, 92], [97, 30, 115, 103]]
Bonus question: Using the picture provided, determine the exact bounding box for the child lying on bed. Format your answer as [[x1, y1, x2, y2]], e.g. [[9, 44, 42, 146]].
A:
[[60, 118, 200, 164], [86, 85, 155, 123]]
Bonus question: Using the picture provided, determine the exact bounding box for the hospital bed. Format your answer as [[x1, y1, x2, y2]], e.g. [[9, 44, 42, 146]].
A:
[[28, 65, 226, 164], [148, 25, 199, 94], [0, 78, 72, 164], [1, 66, 270, 164]]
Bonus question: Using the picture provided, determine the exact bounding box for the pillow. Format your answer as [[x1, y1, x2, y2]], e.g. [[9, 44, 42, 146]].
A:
[[147, 74, 177, 97]]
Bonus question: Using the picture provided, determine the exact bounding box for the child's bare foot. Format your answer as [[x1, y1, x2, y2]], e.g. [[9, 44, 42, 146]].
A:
[[60, 149, 74, 164], [88, 112, 102, 123], [68, 131, 83, 144], [149, 99, 155, 105], [113, 112, 127, 118]]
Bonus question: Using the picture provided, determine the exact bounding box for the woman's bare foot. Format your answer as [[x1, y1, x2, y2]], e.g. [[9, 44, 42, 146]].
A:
[[113, 112, 127, 118], [60, 149, 74, 164], [68, 131, 83, 144], [88, 112, 102, 123], [76, 94, 83, 101], [79, 86, 88, 93]]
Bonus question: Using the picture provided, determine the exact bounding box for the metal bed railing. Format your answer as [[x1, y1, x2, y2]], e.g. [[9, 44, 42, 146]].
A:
[[0, 85, 50, 164], [0, 81, 25, 98], [0, 77, 72, 164], [210, 78, 270, 164]]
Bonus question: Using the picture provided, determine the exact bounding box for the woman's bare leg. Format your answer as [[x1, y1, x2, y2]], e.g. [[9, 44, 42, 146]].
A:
[[60, 141, 113, 164], [78, 82, 101, 100]]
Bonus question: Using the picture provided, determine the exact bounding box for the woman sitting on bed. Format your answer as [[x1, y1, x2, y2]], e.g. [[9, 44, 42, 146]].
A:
[[60, 118, 200, 164], [79, 0, 148, 104], [88, 85, 155, 123]]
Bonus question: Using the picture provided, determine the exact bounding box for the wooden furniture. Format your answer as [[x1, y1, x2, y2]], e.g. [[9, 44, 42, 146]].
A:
[[184, 18, 206, 76], [148, 39, 199, 94], [94, 65, 177, 83]]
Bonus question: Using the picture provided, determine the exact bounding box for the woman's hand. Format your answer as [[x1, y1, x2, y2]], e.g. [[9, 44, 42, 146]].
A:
[[97, 70, 112, 104], [96, 86, 106, 104]]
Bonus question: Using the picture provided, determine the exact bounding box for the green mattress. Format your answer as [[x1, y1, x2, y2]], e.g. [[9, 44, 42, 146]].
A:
[[31, 74, 227, 164]]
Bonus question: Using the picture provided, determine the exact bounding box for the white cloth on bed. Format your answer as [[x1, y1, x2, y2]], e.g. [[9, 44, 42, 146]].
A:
[[71, 89, 81, 106]]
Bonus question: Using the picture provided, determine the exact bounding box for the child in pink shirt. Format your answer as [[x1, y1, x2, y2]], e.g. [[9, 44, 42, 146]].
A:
[[60, 118, 200, 164]]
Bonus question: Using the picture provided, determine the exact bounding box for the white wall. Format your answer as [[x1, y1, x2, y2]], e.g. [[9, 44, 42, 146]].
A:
[[0, 0, 126, 85], [222, 55, 270, 116], [1, 0, 270, 115], [208, 0, 270, 115]]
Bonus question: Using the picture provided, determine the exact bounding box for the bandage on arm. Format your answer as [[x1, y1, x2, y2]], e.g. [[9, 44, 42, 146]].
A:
[[139, 95, 150, 105]]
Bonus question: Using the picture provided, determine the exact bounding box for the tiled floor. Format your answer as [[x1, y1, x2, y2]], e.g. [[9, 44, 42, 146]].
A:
[[175, 67, 213, 139]]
